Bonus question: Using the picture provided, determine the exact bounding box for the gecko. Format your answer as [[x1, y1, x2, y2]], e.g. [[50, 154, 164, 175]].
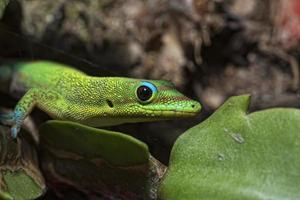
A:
[[0, 61, 201, 138]]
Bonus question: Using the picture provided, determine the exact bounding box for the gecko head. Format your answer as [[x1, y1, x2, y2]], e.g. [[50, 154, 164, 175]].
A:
[[107, 79, 202, 123]]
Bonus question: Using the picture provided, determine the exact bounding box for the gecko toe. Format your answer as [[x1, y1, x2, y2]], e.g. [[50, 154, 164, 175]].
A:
[[0, 112, 15, 126], [11, 125, 20, 139]]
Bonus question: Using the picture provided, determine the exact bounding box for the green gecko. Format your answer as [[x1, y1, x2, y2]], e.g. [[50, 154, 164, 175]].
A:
[[0, 61, 201, 138]]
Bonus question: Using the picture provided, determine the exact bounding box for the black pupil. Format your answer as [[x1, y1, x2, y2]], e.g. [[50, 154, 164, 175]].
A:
[[137, 86, 153, 101]]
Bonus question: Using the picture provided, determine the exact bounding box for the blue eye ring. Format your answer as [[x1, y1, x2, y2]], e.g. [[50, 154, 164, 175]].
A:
[[136, 81, 158, 104]]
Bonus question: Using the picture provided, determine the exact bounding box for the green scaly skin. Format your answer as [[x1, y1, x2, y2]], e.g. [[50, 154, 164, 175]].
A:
[[0, 61, 201, 138]]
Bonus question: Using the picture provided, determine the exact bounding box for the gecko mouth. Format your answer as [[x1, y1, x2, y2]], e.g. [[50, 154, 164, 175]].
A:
[[143, 108, 201, 118]]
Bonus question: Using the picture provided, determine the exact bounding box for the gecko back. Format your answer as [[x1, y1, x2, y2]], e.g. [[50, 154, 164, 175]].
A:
[[0, 61, 86, 98]]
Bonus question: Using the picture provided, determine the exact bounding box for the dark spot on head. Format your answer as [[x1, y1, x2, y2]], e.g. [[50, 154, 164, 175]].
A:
[[106, 100, 114, 108]]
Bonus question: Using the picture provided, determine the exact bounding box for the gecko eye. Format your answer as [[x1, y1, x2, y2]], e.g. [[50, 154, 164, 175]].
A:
[[136, 81, 157, 104]]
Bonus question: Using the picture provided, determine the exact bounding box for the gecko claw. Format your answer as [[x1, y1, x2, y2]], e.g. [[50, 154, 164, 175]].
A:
[[11, 125, 20, 139]]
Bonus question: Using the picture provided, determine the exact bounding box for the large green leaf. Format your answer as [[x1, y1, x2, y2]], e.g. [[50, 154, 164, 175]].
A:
[[0, 0, 9, 18], [160, 95, 300, 200], [39, 120, 165, 199]]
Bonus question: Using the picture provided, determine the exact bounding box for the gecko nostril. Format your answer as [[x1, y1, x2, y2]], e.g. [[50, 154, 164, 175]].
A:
[[191, 104, 195, 108]]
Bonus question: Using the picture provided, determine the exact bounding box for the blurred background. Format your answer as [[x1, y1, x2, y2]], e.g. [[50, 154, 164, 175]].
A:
[[0, 0, 300, 164]]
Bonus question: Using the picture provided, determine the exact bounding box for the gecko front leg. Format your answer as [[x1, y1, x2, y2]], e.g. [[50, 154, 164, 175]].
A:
[[0, 88, 64, 138]]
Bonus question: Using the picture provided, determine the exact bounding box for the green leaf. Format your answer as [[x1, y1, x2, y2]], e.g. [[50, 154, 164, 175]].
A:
[[160, 95, 300, 200], [40, 120, 149, 166], [3, 171, 44, 200], [40, 120, 165, 199], [0, 0, 9, 18]]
